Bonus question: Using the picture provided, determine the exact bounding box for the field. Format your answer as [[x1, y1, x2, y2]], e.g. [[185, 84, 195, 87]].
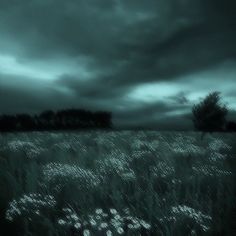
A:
[[0, 131, 235, 236]]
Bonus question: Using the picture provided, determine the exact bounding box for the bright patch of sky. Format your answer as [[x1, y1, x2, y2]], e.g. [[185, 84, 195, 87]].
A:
[[0, 54, 92, 81], [127, 61, 236, 109], [126, 82, 182, 102]]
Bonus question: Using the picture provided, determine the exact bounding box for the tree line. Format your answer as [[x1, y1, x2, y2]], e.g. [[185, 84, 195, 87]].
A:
[[0, 109, 112, 132], [0, 91, 235, 133]]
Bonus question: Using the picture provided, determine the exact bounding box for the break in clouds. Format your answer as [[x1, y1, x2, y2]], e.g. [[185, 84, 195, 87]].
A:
[[0, 0, 236, 129]]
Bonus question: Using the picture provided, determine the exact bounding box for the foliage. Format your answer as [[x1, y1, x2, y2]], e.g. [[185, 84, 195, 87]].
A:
[[226, 121, 236, 132], [192, 91, 228, 133]]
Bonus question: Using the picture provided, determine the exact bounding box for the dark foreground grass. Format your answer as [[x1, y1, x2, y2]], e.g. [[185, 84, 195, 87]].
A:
[[0, 131, 235, 236]]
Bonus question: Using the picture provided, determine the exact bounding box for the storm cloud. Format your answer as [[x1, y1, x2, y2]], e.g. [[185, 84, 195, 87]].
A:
[[0, 0, 236, 129]]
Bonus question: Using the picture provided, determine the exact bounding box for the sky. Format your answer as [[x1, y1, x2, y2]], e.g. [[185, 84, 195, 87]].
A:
[[0, 0, 236, 130]]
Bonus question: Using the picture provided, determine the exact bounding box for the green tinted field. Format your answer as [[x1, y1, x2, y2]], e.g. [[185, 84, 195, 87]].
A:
[[0, 131, 235, 235]]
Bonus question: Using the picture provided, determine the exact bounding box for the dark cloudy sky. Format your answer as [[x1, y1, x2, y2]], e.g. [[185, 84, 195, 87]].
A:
[[0, 0, 236, 129]]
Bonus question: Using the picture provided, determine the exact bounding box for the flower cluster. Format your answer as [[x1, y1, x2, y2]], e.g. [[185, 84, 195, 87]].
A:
[[171, 205, 212, 231], [206, 139, 232, 162], [192, 165, 232, 177], [43, 163, 100, 190], [51, 141, 89, 155], [160, 205, 212, 232], [172, 136, 204, 156], [6, 193, 56, 221], [131, 139, 147, 151], [57, 207, 151, 235], [97, 154, 136, 181], [150, 161, 175, 178], [208, 139, 232, 153], [6, 140, 45, 159]]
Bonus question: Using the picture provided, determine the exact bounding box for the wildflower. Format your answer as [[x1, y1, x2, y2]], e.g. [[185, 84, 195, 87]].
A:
[[90, 219, 97, 226], [110, 218, 122, 228], [83, 229, 90, 236], [140, 220, 151, 229], [133, 222, 141, 229], [58, 219, 66, 225], [74, 222, 81, 229], [95, 208, 103, 214], [110, 208, 117, 214], [43, 163, 100, 188], [117, 227, 124, 234], [131, 218, 138, 225], [63, 208, 72, 213], [106, 230, 113, 236], [128, 224, 134, 229], [114, 214, 121, 220], [142, 222, 151, 229], [71, 214, 79, 221], [100, 222, 108, 228], [6, 215, 13, 221], [170, 205, 212, 231], [5, 193, 56, 222]]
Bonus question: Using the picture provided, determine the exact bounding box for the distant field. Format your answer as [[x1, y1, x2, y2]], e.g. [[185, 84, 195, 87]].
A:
[[0, 131, 235, 236]]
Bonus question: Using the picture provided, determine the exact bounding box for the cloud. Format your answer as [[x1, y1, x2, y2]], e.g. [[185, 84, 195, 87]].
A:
[[0, 0, 235, 129]]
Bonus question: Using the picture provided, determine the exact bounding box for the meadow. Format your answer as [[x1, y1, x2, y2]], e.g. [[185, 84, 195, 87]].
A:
[[0, 131, 235, 236]]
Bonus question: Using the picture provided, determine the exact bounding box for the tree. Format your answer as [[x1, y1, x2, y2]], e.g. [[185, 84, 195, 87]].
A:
[[15, 114, 35, 131], [226, 121, 236, 132], [192, 91, 228, 135]]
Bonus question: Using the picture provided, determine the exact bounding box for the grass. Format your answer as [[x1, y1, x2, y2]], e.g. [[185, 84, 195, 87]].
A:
[[0, 131, 235, 235]]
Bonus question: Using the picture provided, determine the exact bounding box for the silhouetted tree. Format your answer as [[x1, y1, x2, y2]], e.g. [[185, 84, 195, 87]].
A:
[[226, 121, 236, 132], [38, 110, 55, 130], [94, 111, 112, 128], [192, 91, 228, 136], [0, 115, 17, 132], [15, 114, 35, 131]]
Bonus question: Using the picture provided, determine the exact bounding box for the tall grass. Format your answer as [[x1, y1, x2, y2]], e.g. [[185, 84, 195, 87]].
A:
[[0, 131, 235, 235]]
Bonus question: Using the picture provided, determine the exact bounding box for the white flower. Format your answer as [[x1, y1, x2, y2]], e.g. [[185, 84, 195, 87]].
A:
[[62, 208, 72, 213], [139, 220, 151, 229], [106, 230, 113, 236], [74, 222, 81, 229], [95, 208, 103, 214], [6, 216, 13, 221], [83, 229, 90, 236], [100, 222, 108, 228], [110, 218, 122, 228], [128, 224, 134, 229], [102, 213, 108, 217], [142, 222, 151, 229], [58, 219, 66, 225], [71, 214, 79, 221], [133, 223, 141, 229], [90, 219, 97, 226], [110, 208, 117, 214], [117, 227, 124, 234]]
